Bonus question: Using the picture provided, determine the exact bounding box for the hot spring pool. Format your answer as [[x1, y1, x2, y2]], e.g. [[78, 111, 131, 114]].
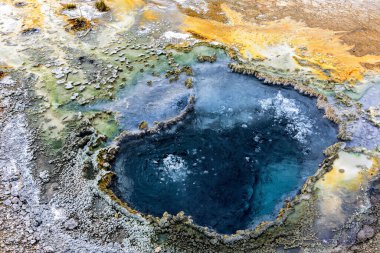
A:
[[110, 62, 337, 234]]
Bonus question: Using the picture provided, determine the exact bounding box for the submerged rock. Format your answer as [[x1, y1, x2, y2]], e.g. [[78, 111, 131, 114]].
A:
[[197, 54, 217, 63], [184, 78, 193, 89]]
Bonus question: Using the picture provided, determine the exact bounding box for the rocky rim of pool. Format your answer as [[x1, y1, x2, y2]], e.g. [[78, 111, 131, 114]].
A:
[[97, 59, 338, 235]]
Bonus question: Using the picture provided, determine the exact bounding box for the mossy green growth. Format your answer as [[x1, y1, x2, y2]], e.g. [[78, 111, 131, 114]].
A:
[[38, 70, 70, 106], [95, 0, 110, 12], [46, 136, 64, 151], [90, 113, 120, 139], [62, 3, 77, 10]]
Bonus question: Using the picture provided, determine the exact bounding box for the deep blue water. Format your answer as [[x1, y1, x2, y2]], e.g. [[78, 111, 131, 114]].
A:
[[110, 61, 337, 234]]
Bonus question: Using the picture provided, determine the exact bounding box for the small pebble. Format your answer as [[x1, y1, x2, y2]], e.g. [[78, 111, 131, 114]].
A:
[[65, 83, 73, 90]]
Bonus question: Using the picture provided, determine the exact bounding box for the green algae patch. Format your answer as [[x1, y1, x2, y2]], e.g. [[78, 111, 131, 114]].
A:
[[43, 134, 64, 152], [35, 68, 71, 107], [170, 45, 225, 66], [90, 112, 120, 139]]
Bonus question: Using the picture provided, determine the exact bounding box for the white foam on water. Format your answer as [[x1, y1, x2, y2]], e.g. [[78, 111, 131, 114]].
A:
[[259, 92, 313, 144], [157, 154, 189, 182]]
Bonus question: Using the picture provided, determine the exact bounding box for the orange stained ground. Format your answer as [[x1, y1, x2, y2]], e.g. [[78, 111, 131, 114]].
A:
[[1, 0, 44, 29], [140, 9, 159, 24], [181, 4, 380, 84], [107, 0, 145, 20]]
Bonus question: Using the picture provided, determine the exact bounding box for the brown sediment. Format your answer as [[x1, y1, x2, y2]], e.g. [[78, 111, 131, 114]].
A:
[[182, 66, 193, 76], [230, 63, 321, 96], [165, 41, 227, 53], [61, 3, 77, 10], [197, 54, 217, 63], [186, 31, 209, 41], [316, 98, 341, 125], [67, 17, 91, 31], [341, 28, 380, 57], [366, 107, 380, 128], [165, 66, 194, 82], [0, 65, 13, 79], [138, 120, 148, 130], [96, 147, 140, 215], [95, 0, 110, 12], [335, 93, 353, 107], [0, 71, 7, 79], [323, 142, 346, 157], [98, 172, 139, 215], [361, 62, 380, 71], [184, 77, 193, 89], [337, 123, 352, 141]]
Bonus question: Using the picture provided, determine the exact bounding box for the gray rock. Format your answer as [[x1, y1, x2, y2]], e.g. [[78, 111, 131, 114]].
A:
[[12, 204, 20, 211], [3, 199, 12, 206], [65, 83, 73, 90], [357, 225, 375, 241], [43, 246, 55, 252], [64, 218, 79, 230], [11, 196, 19, 204], [71, 93, 79, 100], [55, 73, 65, 79], [39, 170, 50, 182]]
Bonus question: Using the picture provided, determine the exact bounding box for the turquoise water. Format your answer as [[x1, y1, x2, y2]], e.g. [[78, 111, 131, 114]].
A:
[[110, 61, 337, 234]]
